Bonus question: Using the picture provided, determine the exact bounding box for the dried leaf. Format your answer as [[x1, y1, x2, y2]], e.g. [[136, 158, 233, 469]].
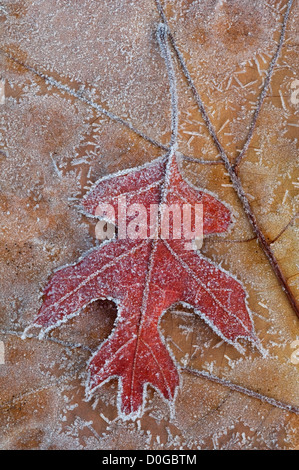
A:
[[0, 0, 298, 450]]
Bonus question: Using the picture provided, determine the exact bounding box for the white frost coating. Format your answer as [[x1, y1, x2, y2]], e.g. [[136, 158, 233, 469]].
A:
[[1, 0, 298, 450]]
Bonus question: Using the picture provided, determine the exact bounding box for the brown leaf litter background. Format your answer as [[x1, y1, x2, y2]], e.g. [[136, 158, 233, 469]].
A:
[[0, 0, 299, 450]]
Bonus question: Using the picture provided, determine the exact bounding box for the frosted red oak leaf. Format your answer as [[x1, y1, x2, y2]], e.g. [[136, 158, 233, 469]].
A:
[[33, 153, 257, 418]]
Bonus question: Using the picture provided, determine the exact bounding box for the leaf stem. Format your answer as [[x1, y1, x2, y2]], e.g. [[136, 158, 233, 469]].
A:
[[156, 23, 179, 153], [183, 367, 299, 415]]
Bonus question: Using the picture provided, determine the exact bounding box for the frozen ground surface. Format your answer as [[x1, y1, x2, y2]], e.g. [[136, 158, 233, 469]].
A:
[[0, 0, 298, 450]]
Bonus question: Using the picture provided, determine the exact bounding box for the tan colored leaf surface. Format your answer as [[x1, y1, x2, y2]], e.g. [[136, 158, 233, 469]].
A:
[[0, 0, 298, 449]]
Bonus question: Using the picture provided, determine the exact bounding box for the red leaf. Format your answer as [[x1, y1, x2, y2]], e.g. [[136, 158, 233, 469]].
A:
[[32, 153, 257, 419]]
